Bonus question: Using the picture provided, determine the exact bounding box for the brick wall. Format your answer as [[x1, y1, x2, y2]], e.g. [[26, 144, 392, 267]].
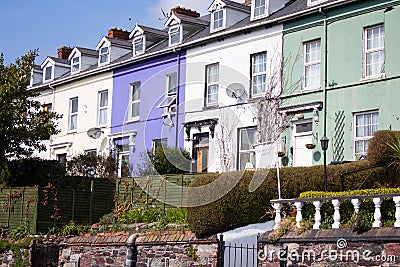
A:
[[258, 228, 400, 267]]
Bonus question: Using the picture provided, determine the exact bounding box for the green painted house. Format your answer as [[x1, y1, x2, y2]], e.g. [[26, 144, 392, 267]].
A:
[[280, 0, 400, 167]]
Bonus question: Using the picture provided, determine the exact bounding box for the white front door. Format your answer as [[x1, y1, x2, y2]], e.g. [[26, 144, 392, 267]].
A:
[[293, 121, 313, 167], [294, 135, 313, 166]]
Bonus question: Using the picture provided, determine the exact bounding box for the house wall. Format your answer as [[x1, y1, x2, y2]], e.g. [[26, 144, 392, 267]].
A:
[[50, 71, 113, 159], [112, 52, 186, 175], [281, 0, 400, 165], [185, 24, 283, 172]]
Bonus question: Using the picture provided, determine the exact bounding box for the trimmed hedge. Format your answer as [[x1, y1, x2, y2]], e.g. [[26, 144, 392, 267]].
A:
[[187, 161, 392, 236]]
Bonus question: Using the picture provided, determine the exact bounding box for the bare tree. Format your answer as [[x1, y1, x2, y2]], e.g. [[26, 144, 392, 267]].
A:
[[252, 46, 301, 144], [215, 109, 239, 172]]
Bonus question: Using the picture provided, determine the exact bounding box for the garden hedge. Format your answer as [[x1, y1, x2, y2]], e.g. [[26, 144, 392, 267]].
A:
[[187, 161, 392, 236]]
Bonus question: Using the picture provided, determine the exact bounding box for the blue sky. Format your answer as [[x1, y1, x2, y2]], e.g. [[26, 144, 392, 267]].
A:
[[0, 0, 218, 65]]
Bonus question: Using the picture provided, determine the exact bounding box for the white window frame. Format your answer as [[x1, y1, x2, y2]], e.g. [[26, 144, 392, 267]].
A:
[[128, 82, 140, 121], [98, 46, 110, 65], [152, 138, 168, 154], [303, 39, 321, 90], [205, 63, 219, 106], [307, 0, 328, 7], [251, 0, 267, 20], [169, 25, 182, 46], [71, 56, 80, 73], [238, 127, 257, 170], [353, 111, 379, 160], [363, 25, 385, 79], [44, 65, 53, 82], [251, 52, 267, 97], [134, 36, 145, 55], [97, 90, 108, 126], [211, 9, 225, 32], [166, 73, 178, 96], [69, 97, 78, 131]]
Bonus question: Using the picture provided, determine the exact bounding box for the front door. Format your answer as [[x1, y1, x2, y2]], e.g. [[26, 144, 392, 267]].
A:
[[293, 121, 313, 167], [193, 133, 209, 173]]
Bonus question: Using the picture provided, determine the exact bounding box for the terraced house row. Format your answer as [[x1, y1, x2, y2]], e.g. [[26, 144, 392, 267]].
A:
[[29, 0, 400, 176]]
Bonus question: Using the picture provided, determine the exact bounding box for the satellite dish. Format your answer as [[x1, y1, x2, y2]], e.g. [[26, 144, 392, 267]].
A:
[[226, 83, 246, 99], [99, 137, 108, 153], [87, 127, 103, 139]]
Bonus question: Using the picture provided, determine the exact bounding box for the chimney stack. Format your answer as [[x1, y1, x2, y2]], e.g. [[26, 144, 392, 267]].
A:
[[244, 0, 251, 5], [108, 27, 130, 40], [170, 6, 200, 18], [57, 46, 73, 60]]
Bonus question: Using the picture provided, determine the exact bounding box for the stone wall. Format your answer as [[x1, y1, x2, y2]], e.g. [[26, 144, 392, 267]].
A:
[[58, 231, 219, 267], [258, 227, 400, 267], [135, 231, 219, 267]]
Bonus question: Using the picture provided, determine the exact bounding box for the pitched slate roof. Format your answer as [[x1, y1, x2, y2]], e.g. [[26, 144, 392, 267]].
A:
[[221, 0, 251, 11], [76, 47, 98, 57], [174, 13, 210, 27], [48, 57, 70, 65], [107, 37, 132, 48], [137, 24, 169, 37]]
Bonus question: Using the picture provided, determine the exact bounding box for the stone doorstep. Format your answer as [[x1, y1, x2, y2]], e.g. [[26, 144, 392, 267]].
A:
[[258, 227, 400, 244]]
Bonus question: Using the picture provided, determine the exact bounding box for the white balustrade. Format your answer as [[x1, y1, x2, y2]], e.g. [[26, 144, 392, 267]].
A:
[[351, 198, 361, 214], [313, 201, 322, 229], [372, 197, 382, 228], [273, 202, 282, 230], [332, 199, 341, 229], [270, 194, 400, 232], [294, 201, 303, 228]]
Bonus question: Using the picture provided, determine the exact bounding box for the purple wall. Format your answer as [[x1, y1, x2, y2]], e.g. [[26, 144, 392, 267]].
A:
[[112, 51, 186, 175]]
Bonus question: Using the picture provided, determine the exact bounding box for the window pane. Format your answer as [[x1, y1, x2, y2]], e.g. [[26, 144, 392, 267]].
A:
[[254, 0, 266, 17], [71, 98, 78, 113], [132, 84, 140, 101], [214, 10, 223, 29], [207, 84, 218, 104], [120, 154, 131, 177], [207, 64, 219, 83], [100, 91, 108, 107], [45, 66, 52, 80], [240, 128, 257, 150], [239, 152, 256, 170], [131, 102, 140, 117], [70, 114, 77, 130], [296, 122, 312, 133], [253, 53, 266, 73], [168, 74, 177, 94], [366, 51, 384, 76], [99, 109, 107, 125], [252, 75, 266, 95]]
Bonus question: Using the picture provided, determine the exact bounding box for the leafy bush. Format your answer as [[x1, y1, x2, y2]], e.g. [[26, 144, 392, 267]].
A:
[[1, 158, 65, 187], [9, 222, 30, 240], [164, 208, 186, 224], [60, 221, 89, 236], [137, 147, 191, 176], [187, 162, 392, 236], [67, 153, 116, 179], [367, 130, 400, 165], [116, 207, 186, 225]]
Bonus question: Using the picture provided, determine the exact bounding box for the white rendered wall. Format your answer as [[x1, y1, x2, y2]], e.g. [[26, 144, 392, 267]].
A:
[[184, 24, 283, 172]]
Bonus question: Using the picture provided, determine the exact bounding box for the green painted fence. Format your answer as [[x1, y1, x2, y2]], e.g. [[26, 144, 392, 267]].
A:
[[0, 179, 115, 234], [116, 174, 198, 211]]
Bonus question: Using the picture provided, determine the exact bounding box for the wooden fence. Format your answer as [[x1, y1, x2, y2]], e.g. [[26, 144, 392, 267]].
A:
[[0, 179, 115, 234], [116, 174, 198, 211]]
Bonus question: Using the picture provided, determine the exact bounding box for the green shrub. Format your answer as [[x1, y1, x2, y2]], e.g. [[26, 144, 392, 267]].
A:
[[367, 130, 400, 165], [186, 162, 392, 236], [164, 208, 186, 224], [60, 221, 89, 236], [137, 147, 191, 176], [117, 207, 186, 225]]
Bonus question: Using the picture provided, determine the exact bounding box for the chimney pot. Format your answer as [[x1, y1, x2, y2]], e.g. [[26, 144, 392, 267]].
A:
[[108, 28, 130, 40], [57, 46, 73, 60], [245, 0, 251, 5]]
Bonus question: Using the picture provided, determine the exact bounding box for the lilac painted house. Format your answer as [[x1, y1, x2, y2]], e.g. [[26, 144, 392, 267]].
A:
[[110, 24, 188, 177]]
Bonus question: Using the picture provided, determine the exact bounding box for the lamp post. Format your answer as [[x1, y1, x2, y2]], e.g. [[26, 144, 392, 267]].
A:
[[320, 136, 329, 191]]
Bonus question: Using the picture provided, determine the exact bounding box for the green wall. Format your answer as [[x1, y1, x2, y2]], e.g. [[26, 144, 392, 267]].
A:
[[281, 0, 400, 164]]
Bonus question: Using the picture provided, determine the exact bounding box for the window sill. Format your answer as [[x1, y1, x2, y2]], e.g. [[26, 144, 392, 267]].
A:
[[68, 130, 77, 134], [301, 86, 320, 92], [202, 105, 219, 110], [126, 118, 140, 123], [210, 26, 226, 34], [248, 96, 265, 103], [360, 73, 386, 82]]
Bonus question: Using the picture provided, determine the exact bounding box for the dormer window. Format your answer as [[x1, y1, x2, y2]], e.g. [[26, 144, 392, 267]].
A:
[[99, 46, 110, 65], [134, 37, 144, 55], [253, 0, 267, 18], [44, 66, 53, 81], [169, 26, 181, 46], [71, 56, 80, 73], [213, 10, 224, 31]]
